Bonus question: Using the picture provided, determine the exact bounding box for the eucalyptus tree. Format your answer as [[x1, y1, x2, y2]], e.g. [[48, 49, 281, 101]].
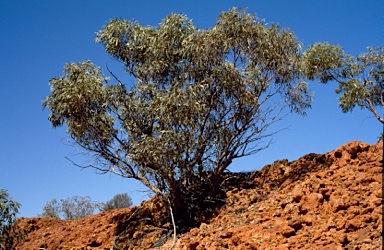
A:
[[0, 190, 25, 249], [304, 43, 384, 124], [43, 8, 312, 227]]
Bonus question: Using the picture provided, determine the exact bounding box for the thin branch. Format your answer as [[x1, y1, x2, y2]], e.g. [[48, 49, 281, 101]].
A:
[[106, 63, 123, 85], [167, 197, 177, 250]]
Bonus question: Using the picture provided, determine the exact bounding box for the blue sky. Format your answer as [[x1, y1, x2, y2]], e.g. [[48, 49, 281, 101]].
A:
[[1, 1, 382, 218]]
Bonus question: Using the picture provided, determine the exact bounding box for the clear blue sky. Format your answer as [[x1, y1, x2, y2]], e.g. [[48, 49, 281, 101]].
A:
[[1, 1, 382, 218]]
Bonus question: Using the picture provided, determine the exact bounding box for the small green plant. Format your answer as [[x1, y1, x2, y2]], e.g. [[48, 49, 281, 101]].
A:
[[0, 189, 25, 250]]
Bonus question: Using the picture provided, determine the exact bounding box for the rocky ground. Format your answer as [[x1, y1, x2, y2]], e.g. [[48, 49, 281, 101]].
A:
[[16, 140, 382, 250]]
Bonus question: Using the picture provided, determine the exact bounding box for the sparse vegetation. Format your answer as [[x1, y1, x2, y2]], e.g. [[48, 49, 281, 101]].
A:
[[41, 196, 102, 220]]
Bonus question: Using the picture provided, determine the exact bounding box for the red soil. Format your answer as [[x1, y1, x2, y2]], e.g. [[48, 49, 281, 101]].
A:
[[16, 140, 383, 249]]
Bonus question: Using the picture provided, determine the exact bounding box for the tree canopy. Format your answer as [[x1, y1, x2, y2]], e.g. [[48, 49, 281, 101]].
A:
[[43, 8, 313, 227], [303, 43, 384, 124]]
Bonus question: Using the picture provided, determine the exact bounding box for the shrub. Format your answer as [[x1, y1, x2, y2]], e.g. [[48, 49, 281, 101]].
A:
[[101, 193, 132, 211], [41, 195, 102, 220]]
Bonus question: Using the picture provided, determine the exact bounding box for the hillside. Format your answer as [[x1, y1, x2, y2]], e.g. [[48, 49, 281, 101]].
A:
[[16, 140, 382, 249]]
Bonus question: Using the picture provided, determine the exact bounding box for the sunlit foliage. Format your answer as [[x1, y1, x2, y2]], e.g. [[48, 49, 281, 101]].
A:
[[304, 43, 384, 123], [44, 8, 313, 227]]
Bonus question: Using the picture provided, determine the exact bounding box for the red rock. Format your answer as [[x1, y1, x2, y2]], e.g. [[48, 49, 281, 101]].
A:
[[300, 192, 324, 214], [15, 141, 382, 250]]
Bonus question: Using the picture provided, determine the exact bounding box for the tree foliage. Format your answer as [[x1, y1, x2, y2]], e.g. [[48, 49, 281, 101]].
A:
[[41, 196, 102, 220], [0, 190, 25, 250], [303, 43, 384, 123], [43, 8, 313, 227], [101, 193, 132, 211], [40, 198, 61, 218]]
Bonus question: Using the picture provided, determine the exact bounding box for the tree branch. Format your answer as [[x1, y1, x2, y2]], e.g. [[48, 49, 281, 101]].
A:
[[366, 98, 384, 124]]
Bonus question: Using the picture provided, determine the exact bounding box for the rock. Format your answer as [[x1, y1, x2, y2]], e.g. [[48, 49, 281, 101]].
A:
[[15, 141, 383, 250], [281, 225, 296, 238], [292, 186, 304, 202], [300, 192, 324, 214], [288, 218, 303, 231]]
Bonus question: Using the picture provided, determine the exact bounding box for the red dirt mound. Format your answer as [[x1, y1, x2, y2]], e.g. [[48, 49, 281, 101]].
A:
[[16, 140, 382, 249]]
